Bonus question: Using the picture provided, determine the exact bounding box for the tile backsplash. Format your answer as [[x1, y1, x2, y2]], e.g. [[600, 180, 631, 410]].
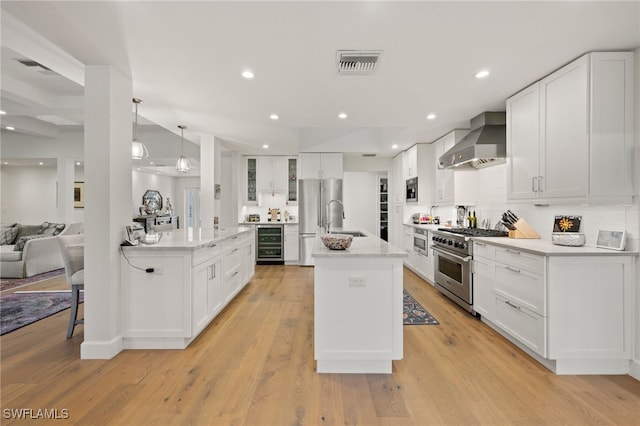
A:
[[240, 192, 299, 222]]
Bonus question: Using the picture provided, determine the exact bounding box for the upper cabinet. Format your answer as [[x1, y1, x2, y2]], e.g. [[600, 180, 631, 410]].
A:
[[432, 130, 469, 206], [258, 156, 288, 194], [298, 153, 343, 179], [392, 153, 404, 203], [243, 156, 298, 204], [404, 145, 418, 179], [507, 52, 634, 204]]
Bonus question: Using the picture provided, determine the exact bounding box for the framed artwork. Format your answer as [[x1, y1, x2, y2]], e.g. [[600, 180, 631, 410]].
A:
[[74, 182, 85, 208]]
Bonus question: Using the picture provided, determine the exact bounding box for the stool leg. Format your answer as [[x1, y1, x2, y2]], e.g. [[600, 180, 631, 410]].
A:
[[67, 284, 80, 338]]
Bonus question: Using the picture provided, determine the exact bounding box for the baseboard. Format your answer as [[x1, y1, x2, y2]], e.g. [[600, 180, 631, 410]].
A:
[[630, 359, 640, 381], [80, 335, 123, 359]]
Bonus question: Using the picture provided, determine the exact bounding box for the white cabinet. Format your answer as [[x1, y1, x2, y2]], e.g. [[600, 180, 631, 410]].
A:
[[284, 224, 299, 264], [402, 225, 414, 268], [404, 145, 418, 179], [299, 153, 343, 179], [257, 156, 288, 193], [392, 153, 405, 203], [507, 51, 634, 204], [473, 240, 634, 374], [121, 229, 256, 349], [432, 130, 469, 206]]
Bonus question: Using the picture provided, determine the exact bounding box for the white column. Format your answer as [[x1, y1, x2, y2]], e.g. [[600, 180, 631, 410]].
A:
[[56, 158, 75, 223], [200, 134, 216, 232], [80, 65, 131, 359]]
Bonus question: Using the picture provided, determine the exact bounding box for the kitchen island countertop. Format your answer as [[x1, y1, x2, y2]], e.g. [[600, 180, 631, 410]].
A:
[[123, 226, 254, 250], [311, 230, 407, 259]]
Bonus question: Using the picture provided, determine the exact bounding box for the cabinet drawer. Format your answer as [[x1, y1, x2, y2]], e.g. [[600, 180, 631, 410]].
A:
[[493, 294, 546, 357], [192, 244, 221, 266], [494, 246, 544, 274], [223, 246, 242, 273], [493, 264, 545, 316]]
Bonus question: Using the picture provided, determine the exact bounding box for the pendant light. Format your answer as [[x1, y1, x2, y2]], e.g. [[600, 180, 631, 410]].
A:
[[175, 125, 191, 173], [131, 98, 149, 159]]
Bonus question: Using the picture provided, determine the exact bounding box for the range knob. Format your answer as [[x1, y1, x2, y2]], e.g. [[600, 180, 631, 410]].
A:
[[447, 240, 453, 245], [460, 242, 467, 250], [432, 236, 437, 241], [454, 242, 461, 248]]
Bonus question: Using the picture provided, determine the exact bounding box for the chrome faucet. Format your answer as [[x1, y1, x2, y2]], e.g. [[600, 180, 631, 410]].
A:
[[326, 199, 345, 234]]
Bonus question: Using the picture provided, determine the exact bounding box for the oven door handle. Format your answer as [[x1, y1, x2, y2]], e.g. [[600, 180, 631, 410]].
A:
[[432, 246, 472, 263]]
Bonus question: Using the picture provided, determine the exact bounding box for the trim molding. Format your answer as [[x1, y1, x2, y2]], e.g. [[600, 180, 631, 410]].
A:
[[80, 336, 123, 360]]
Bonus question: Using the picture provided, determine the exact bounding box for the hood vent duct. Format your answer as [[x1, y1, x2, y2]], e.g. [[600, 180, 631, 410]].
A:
[[337, 50, 382, 74], [438, 111, 506, 170]]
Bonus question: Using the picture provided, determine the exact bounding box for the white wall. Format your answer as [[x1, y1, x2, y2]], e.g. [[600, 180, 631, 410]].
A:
[[342, 171, 380, 236], [1, 165, 58, 224], [131, 170, 176, 217]]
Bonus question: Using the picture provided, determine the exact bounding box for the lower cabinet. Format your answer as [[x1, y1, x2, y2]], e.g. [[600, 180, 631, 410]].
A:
[[473, 240, 634, 374], [121, 229, 255, 349], [284, 224, 299, 264]]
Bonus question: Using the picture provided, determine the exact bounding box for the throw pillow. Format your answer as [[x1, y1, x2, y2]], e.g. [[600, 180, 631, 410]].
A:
[[13, 234, 50, 251], [37, 221, 66, 236], [0, 227, 19, 245]]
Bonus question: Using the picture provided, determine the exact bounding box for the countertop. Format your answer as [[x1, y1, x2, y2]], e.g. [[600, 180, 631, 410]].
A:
[[472, 236, 639, 256], [238, 222, 298, 225], [312, 229, 407, 259], [122, 226, 254, 250]]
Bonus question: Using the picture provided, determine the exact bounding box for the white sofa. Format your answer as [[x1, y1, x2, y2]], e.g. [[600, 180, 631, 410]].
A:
[[0, 222, 84, 278]]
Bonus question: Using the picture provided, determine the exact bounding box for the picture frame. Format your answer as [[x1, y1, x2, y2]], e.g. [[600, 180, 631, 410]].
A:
[[596, 229, 626, 251], [74, 181, 85, 208]]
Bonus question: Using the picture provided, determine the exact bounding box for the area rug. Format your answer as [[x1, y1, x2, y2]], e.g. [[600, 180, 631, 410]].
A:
[[0, 268, 66, 293], [403, 290, 439, 325], [0, 290, 83, 335]]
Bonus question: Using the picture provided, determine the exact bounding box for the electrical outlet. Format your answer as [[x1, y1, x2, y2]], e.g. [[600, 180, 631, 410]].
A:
[[349, 276, 366, 287]]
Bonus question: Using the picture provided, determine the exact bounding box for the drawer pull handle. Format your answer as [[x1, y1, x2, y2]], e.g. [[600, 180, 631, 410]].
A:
[[475, 242, 486, 247], [505, 249, 521, 255], [232, 248, 239, 253], [232, 271, 239, 277], [505, 266, 521, 274], [505, 300, 521, 311]]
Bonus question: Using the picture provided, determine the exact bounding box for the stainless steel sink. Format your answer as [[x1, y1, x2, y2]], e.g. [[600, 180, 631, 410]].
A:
[[330, 230, 366, 237]]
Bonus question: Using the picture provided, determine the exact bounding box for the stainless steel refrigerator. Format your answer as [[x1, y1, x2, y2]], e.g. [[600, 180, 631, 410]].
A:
[[298, 178, 343, 266]]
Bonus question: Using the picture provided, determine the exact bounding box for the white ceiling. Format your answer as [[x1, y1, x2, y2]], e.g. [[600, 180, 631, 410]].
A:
[[1, 1, 639, 159]]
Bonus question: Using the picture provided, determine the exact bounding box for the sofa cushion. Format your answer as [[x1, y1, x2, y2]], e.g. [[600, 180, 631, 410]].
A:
[[37, 222, 66, 236], [0, 227, 19, 245], [13, 234, 50, 251], [0, 244, 22, 261], [16, 224, 43, 240]]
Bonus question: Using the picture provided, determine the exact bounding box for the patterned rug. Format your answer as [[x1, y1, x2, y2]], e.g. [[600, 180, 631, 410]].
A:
[[0, 268, 66, 292], [403, 290, 439, 325], [0, 290, 83, 335]]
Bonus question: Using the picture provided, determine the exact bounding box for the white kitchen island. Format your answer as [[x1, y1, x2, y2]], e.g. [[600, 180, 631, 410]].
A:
[[312, 232, 407, 374], [120, 227, 255, 350]]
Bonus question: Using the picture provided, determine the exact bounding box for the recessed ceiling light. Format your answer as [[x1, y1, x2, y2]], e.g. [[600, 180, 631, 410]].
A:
[[426, 114, 436, 120], [269, 114, 279, 120], [338, 112, 348, 119], [392, 144, 399, 149], [5, 126, 15, 130], [38, 162, 44, 166], [262, 144, 269, 149], [150, 161, 154, 165], [475, 70, 490, 79], [76, 162, 81, 166], [242, 70, 254, 79], [0, 110, 6, 115], [3, 162, 8, 165]]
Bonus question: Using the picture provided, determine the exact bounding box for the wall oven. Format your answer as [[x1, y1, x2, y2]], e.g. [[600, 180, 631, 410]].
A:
[[406, 177, 418, 202], [413, 228, 428, 256]]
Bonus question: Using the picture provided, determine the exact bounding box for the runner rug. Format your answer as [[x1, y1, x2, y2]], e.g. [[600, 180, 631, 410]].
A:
[[0, 290, 83, 335], [403, 289, 439, 325], [0, 268, 66, 293]]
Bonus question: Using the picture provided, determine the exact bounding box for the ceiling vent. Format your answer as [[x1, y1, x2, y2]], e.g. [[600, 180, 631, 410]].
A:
[[15, 58, 57, 75], [362, 153, 377, 157], [337, 50, 382, 75]]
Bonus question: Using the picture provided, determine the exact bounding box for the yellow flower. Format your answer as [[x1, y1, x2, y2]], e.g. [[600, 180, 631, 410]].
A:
[[559, 218, 573, 232]]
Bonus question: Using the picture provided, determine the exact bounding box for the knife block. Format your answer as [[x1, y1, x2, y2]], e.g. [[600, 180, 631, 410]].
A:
[[508, 218, 541, 239]]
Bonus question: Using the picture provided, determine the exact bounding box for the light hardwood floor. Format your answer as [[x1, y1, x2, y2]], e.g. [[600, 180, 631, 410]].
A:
[[1, 265, 639, 425]]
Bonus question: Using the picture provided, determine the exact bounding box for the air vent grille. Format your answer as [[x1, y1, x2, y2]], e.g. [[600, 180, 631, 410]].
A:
[[15, 58, 56, 75], [337, 50, 382, 74], [362, 153, 377, 157]]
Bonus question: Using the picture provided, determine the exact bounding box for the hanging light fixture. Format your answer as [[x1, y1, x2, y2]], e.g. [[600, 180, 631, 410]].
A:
[[131, 98, 149, 159], [175, 125, 191, 173]]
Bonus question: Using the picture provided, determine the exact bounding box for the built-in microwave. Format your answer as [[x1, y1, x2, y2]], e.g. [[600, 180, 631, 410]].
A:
[[406, 177, 418, 202]]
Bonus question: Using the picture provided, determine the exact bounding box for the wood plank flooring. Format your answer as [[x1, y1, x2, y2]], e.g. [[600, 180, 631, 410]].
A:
[[1, 265, 639, 425]]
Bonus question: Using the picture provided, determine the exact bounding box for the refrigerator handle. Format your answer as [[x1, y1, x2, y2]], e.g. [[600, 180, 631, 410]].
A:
[[318, 180, 323, 229]]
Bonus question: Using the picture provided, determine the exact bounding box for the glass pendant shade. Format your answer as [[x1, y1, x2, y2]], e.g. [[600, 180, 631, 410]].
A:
[[131, 98, 149, 159], [175, 125, 191, 173]]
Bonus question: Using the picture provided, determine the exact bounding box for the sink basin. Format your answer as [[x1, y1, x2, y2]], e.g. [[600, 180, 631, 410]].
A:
[[330, 230, 366, 237]]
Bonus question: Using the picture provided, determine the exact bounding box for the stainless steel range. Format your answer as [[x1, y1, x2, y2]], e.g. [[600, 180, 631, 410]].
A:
[[431, 227, 507, 315]]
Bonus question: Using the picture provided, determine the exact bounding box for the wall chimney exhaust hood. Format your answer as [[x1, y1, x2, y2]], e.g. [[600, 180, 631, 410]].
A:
[[438, 111, 506, 169]]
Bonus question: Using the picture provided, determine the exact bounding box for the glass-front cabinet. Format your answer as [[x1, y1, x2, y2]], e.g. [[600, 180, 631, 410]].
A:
[[245, 157, 257, 204], [287, 157, 298, 205]]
